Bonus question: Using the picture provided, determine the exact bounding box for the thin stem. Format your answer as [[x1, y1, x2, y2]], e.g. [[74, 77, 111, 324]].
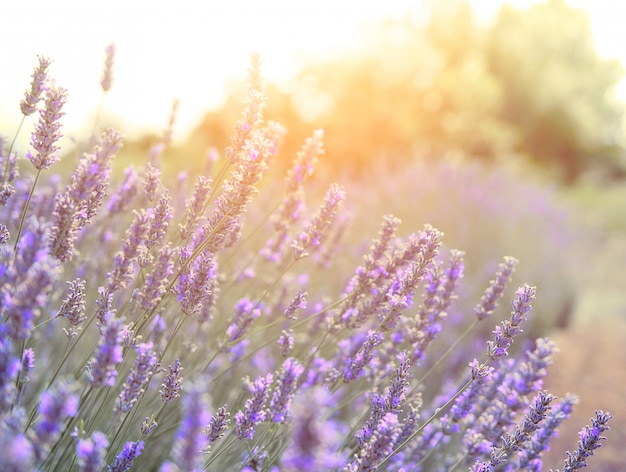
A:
[[13, 168, 42, 253]]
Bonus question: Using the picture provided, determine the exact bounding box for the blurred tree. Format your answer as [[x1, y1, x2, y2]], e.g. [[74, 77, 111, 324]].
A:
[[186, 0, 626, 182], [485, 0, 626, 182]]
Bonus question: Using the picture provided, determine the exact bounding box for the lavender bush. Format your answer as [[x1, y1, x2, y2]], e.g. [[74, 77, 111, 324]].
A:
[[0, 48, 612, 471]]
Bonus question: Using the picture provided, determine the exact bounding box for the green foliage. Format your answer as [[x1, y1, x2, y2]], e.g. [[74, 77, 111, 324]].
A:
[[186, 0, 626, 183], [486, 0, 626, 182]]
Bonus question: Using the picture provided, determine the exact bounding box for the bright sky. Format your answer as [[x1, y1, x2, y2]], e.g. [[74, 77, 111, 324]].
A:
[[2, 0, 625, 149]]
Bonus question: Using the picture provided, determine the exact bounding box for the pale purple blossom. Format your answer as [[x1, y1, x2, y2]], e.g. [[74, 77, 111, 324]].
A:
[[20, 55, 52, 116], [268, 358, 304, 423], [291, 183, 345, 260], [50, 128, 123, 261], [137, 243, 174, 312], [204, 405, 231, 446], [34, 383, 78, 459], [179, 175, 212, 241], [86, 316, 123, 387], [26, 83, 67, 170], [100, 43, 116, 92], [344, 331, 384, 382], [487, 285, 535, 360], [75, 430, 109, 472], [159, 359, 183, 404], [235, 373, 273, 440], [170, 384, 211, 471], [283, 290, 307, 320], [115, 342, 158, 413], [107, 441, 144, 472], [561, 410, 612, 472], [56, 278, 87, 327], [474, 257, 518, 321], [177, 249, 216, 316], [345, 412, 400, 472]]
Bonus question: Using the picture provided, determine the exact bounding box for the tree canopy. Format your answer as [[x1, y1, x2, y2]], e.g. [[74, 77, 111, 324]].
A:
[[187, 0, 626, 183]]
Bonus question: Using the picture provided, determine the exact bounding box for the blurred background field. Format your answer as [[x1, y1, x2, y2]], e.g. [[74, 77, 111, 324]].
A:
[[4, 0, 626, 468]]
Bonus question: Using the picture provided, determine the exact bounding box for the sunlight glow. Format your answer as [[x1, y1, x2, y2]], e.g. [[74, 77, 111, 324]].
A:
[[2, 0, 625, 146]]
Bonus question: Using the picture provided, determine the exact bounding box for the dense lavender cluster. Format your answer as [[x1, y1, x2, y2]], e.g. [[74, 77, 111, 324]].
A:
[[0, 49, 612, 471]]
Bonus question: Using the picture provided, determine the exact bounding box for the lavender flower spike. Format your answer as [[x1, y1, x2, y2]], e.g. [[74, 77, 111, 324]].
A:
[[115, 342, 158, 413], [489, 390, 556, 466], [26, 83, 67, 170], [344, 331, 384, 382], [268, 358, 305, 423], [204, 405, 231, 446], [34, 383, 78, 460], [292, 183, 346, 260], [159, 359, 184, 404], [235, 373, 273, 440], [559, 410, 612, 472], [101, 42, 116, 92], [474, 256, 518, 321], [75, 430, 109, 472], [20, 55, 52, 116], [86, 316, 123, 387], [345, 412, 400, 472], [56, 278, 87, 327], [107, 441, 144, 472], [487, 284, 535, 360], [170, 384, 211, 471]]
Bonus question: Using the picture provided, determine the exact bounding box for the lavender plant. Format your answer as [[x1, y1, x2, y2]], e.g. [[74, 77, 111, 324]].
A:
[[0, 49, 612, 472]]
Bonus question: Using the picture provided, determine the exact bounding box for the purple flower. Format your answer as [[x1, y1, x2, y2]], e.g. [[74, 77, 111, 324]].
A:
[[142, 163, 161, 202], [179, 176, 212, 241], [0, 421, 35, 470], [268, 358, 304, 423], [159, 359, 184, 404], [75, 430, 109, 472], [141, 417, 157, 435], [34, 383, 78, 459], [50, 128, 123, 261], [487, 285, 535, 360], [26, 83, 67, 170], [100, 42, 116, 92], [489, 390, 555, 466], [204, 405, 231, 446], [261, 130, 323, 262], [343, 331, 383, 382], [278, 329, 294, 357], [177, 249, 217, 316], [106, 209, 151, 294], [562, 410, 612, 471], [86, 316, 123, 387], [107, 441, 144, 472], [346, 412, 400, 472], [107, 166, 138, 216], [20, 55, 52, 116], [170, 384, 211, 471], [474, 256, 518, 321], [145, 190, 171, 250], [235, 373, 273, 440], [281, 387, 346, 471], [283, 290, 307, 320], [226, 297, 262, 344], [0, 336, 20, 413], [357, 353, 411, 445], [225, 53, 266, 167], [517, 394, 578, 471], [115, 342, 158, 413], [4, 257, 58, 340], [203, 123, 283, 253], [291, 183, 345, 260], [56, 278, 87, 331], [138, 243, 174, 312]]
